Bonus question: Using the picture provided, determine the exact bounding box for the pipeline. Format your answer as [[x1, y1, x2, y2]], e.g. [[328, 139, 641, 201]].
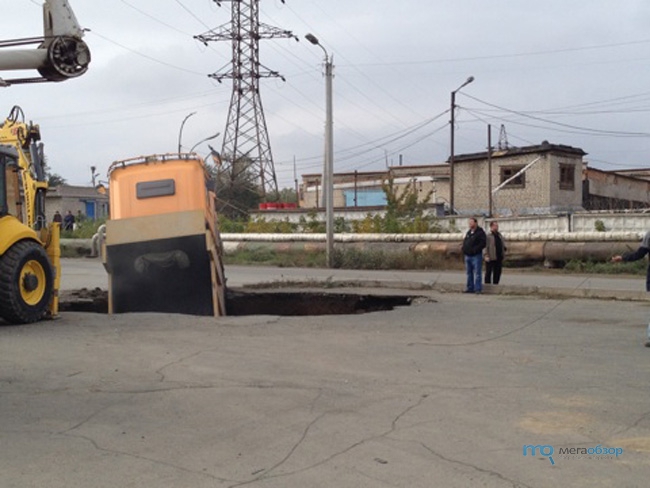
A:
[[221, 231, 644, 243], [220, 233, 643, 265]]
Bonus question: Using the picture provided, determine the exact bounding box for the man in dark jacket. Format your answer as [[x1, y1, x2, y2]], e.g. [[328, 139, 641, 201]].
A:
[[612, 231, 650, 291], [462, 217, 487, 294], [485, 221, 507, 285]]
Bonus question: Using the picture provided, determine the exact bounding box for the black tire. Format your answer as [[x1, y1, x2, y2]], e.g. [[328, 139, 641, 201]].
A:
[[0, 240, 54, 324]]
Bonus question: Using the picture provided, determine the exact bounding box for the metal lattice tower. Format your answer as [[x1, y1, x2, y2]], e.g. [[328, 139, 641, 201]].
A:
[[196, 0, 296, 199], [498, 124, 510, 150]]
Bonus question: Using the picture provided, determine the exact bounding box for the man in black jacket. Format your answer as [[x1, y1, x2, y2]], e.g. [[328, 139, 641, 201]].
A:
[[462, 218, 487, 294], [612, 231, 650, 291]]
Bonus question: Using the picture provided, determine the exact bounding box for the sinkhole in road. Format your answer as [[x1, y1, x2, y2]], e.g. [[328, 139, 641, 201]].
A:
[[59, 288, 419, 316]]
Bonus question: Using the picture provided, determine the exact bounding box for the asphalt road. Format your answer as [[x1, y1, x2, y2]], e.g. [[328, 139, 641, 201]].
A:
[[3, 259, 650, 487], [2, 291, 650, 487], [60, 258, 647, 294]]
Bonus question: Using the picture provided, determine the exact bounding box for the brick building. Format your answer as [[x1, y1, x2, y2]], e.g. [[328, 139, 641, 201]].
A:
[[296, 142, 650, 217], [300, 164, 450, 210], [583, 168, 650, 210], [452, 141, 586, 215]]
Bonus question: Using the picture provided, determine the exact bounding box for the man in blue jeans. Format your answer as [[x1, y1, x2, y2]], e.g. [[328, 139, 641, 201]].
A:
[[462, 218, 487, 294]]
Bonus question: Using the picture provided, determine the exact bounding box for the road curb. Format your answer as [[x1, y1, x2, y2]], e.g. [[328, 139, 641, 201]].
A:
[[244, 278, 650, 302]]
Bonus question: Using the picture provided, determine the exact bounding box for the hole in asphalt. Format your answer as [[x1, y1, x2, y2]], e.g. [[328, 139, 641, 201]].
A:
[[59, 288, 419, 316]]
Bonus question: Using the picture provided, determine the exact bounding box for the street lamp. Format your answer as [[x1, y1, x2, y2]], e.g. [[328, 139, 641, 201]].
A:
[[305, 32, 334, 268], [189, 132, 221, 153], [449, 75, 474, 214], [177, 111, 197, 153]]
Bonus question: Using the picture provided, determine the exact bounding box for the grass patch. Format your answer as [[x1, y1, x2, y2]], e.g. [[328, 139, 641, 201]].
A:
[[224, 248, 650, 274], [224, 248, 326, 268], [332, 248, 461, 270], [224, 248, 462, 270], [562, 259, 647, 275], [60, 244, 91, 258]]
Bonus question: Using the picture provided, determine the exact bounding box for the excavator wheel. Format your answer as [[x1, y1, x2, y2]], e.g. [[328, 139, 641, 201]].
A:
[[0, 240, 54, 324]]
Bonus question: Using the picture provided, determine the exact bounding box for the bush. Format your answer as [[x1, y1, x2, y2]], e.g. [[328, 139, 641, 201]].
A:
[[245, 217, 298, 234], [61, 218, 106, 239]]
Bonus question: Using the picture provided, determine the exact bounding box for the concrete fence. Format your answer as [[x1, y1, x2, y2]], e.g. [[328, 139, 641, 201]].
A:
[[249, 210, 650, 234]]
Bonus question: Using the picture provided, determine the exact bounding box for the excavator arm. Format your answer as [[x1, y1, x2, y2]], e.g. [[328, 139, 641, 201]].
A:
[[0, 0, 90, 86]]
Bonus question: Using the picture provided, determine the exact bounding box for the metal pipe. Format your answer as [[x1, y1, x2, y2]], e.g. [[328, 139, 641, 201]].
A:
[[219, 231, 644, 242], [0, 50, 47, 71]]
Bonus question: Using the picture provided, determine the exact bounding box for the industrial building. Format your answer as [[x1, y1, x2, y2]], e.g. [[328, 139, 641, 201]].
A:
[[296, 141, 650, 217], [45, 184, 109, 222]]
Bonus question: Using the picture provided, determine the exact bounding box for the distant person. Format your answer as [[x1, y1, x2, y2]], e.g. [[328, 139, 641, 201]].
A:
[[612, 231, 650, 347], [76, 210, 85, 223], [462, 217, 486, 294], [63, 210, 75, 231], [485, 221, 507, 285], [52, 211, 62, 224], [612, 231, 650, 291]]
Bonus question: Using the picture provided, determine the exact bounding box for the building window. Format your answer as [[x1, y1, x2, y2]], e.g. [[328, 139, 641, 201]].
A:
[[500, 166, 525, 189], [559, 163, 575, 190]]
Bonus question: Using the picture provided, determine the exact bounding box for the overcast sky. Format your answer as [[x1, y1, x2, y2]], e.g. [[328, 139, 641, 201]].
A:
[[4, 0, 650, 188]]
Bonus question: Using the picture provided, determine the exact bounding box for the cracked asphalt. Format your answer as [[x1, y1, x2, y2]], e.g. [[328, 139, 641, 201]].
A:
[[3, 290, 650, 487]]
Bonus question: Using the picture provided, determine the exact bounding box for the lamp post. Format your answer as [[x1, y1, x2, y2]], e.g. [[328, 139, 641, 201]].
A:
[[178, 111, 197, 153], [449, 76, 474, 214], [306, 32, 334, 268], [189, 132, 221, 153]]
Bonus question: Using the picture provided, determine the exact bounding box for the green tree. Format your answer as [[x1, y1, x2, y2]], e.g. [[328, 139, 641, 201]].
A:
[[276, 187, 298, 203], [379, 176, 435, 233], [47, 172, 67, 187], [207, 156, 262, 219]]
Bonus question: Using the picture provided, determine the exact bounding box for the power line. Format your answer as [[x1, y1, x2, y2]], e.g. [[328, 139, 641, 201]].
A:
[[173, 0, 213, 29], [89, 31, 206, 77], [464, 107, 649, 139], [263, 4, 428, 123], [42, 99, 230, 129], [460, 94, 650, 138], [347, 123, 449, 171], [119, 0, 192, 36], [340, 38, 650, 67], [274, 109, 451, 171], [34, 89, 227, 120]]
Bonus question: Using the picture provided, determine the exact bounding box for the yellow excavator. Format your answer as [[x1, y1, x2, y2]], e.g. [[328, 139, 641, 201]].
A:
[[0, 0, 90, 323], [0, 107, 59, 323]]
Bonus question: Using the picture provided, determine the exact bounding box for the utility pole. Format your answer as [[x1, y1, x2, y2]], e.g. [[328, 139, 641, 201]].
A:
[[487, 124, 493, 217], [305, 33, 334, 268], [195, 1, 297, 200], [449, 76, 474, 214], [293, 156, 300, 208]]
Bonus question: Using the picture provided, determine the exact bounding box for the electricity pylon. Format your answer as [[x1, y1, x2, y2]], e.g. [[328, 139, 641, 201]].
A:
[[196, 0, 296, 200]]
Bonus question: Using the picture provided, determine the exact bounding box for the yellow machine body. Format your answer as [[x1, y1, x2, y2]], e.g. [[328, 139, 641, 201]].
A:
[[0, 112, 60, 323]]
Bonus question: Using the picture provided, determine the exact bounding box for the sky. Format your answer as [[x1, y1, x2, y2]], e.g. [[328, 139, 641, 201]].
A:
[[3, 0, 650, 188]]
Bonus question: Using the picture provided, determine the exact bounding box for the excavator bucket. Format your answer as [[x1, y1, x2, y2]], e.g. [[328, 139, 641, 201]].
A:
[[102, 154, 226, 317]]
